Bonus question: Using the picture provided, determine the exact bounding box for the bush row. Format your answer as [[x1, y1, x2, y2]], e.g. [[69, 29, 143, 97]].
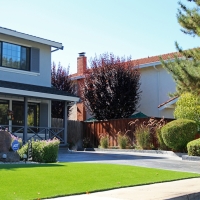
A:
[[96, 118, 199, 155]]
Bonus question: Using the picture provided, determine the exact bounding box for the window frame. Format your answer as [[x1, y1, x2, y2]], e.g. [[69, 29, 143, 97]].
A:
[[0, 41, 30, 71]]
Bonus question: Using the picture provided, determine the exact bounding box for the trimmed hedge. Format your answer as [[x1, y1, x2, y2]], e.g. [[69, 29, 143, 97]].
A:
[[187, 138, 200, 156], [161, 119, 197, 151], [18, 138, 60, 163]]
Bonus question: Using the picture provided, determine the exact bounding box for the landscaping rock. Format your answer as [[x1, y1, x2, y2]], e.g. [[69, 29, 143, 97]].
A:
[[0, 131, 11, 152], [0, 152, 20, 162]]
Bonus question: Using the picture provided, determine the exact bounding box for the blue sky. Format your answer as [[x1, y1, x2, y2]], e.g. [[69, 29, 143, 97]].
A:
[[0, 0, 199, 74]]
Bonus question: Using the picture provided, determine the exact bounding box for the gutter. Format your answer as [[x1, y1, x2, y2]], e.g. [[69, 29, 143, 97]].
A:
[[51, 46, 64, 53]]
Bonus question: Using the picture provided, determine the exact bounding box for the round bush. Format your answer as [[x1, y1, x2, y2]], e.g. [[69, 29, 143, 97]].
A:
[[100, 136, 109, 148], [187, 138, 200, 156], [161, 119, 197, 151]]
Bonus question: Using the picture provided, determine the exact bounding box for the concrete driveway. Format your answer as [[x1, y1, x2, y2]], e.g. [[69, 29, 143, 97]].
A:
[[58, 149, 200, 174]]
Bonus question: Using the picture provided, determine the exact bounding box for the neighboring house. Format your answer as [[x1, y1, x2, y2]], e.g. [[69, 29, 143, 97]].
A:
[[0, 27, 79, 145], [69, 52, 180, 121]]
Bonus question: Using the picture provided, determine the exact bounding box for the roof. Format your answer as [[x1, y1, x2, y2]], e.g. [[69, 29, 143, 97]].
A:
[[158, 96, 178, 110], [84, 112, 149, 122], [129, 112, 149, 119], [131, 52, 181, 66], [70, 51, 182, 79], [0, 27, 63, 49], [0, 80, 79, 102]]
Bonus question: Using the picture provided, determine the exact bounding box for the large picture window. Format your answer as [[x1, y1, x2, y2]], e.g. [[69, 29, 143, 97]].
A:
[[0, 42, 30, 71], [12, 101, 40, 129]]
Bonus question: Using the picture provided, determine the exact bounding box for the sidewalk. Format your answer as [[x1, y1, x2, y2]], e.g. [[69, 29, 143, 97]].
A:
[[49, 178, 200, 200]]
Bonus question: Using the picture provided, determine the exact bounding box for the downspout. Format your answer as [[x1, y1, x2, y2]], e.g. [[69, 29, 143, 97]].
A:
[[153, 65, 160, 117], [51, 46, 64, 53]]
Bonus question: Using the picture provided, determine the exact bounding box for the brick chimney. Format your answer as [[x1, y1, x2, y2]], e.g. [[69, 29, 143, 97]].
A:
[[77, 52, 87, 75], [76, 52, 87, 121]]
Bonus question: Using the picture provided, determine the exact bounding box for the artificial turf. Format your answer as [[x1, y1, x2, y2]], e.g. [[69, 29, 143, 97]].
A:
[[0, 163, 199, 200]]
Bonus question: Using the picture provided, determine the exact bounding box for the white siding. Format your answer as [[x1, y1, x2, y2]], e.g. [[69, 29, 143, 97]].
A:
[[139, 65, 176, 118], [0, 33, 51, 87]]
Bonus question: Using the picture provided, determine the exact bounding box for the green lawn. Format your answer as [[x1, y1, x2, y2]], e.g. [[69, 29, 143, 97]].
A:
[[0, 163, 199, 200]]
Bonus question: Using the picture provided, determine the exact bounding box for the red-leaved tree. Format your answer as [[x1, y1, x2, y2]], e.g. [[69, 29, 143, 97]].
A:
[[51, 63, 75, 118], [82, 53, 141, 120]]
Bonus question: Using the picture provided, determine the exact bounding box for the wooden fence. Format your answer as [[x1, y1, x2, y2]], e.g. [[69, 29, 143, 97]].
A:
[[83, 118, 174, 148], [52, 119, 83, 147]]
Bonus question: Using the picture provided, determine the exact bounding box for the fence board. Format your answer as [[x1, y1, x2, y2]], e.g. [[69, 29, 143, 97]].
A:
[[52, 119, 83, 147]]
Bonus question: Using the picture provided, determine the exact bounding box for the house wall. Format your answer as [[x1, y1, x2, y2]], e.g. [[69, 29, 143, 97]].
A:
[[139, 65, 176, 118], [0, 33, 51, 87]]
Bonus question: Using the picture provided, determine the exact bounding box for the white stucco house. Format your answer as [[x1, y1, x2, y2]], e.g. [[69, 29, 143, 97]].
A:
[[69, 52, 179, 121], [0, 27, 79, 145]]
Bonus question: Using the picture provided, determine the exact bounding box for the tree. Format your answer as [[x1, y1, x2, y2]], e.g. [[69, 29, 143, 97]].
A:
[[51, 63, 75, 118], [81, 53, 141, 120], [174, 92, 200, 126], [161, 0, 200, 96]]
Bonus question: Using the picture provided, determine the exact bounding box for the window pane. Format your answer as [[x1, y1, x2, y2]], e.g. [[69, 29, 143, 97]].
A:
[[0, 100, 9, 125], [1, 42, 30, 71], [12, 101, 40, 133]]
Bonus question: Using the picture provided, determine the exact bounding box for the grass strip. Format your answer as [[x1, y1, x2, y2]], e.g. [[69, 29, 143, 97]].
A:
[[0, 163, 199, 200]]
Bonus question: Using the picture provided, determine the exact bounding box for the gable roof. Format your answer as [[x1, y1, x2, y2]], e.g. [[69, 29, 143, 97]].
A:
[[0, 27, 63, 49]]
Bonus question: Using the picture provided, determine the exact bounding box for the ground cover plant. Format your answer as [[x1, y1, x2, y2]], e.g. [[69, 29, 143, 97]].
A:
[[0, 163, 199, 200]]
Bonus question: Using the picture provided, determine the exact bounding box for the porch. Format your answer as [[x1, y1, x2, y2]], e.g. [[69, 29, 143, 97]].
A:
[[0, 80, 79, 145]]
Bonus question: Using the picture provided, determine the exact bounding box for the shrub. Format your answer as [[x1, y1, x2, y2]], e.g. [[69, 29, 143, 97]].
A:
[[117, 131, 129, 149], [174, 93, 200, 127], [135, 126, 150, 149], [156, 129, 169, 150], [187, 138, 200, 156], [161, 119, 197, 152], [99, 135, 109, 148], [130, 118, 166, 150], [18, 138, 60, 163]]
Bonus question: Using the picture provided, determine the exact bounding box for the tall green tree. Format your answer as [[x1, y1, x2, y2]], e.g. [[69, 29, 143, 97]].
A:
[[161, 0, 200, 96], [174, 92, 200, 126], [82, 53, 141, 120]]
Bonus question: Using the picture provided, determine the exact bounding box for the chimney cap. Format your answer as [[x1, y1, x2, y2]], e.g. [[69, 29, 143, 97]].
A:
[[78, 52, 86, 57]]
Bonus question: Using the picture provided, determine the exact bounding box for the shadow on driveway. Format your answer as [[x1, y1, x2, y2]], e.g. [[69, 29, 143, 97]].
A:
[[58, 151, 166, 163]]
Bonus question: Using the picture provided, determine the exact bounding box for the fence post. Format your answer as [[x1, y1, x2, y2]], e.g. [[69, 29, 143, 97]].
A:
[[63, 101, 68, 145]]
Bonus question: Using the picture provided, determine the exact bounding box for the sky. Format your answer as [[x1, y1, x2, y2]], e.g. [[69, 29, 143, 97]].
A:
[[0, 0, 199, 74]]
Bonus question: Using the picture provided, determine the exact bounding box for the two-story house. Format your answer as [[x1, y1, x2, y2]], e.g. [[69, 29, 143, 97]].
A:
[[69, 52, 179, 121], [0, 27, 79, 145]]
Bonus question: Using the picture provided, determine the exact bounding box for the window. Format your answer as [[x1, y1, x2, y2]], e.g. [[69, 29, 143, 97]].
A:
[[0, 100, 9, 125], [12, 101, 40, 132], [0, 42, 30, 71]]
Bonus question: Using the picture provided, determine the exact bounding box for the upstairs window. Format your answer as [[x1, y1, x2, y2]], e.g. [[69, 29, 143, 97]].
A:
[[0, 42, 30, 71]]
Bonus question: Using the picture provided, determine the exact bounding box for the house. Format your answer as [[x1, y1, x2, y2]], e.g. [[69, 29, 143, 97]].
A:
[[69, 52, 180, 121], [0, 27, 79, 145]]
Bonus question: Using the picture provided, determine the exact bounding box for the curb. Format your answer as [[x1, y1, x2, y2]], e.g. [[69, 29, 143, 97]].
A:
[[83, 148, 186, 157], [168, 192, 200, 200], [182, 155, 200, 162]]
